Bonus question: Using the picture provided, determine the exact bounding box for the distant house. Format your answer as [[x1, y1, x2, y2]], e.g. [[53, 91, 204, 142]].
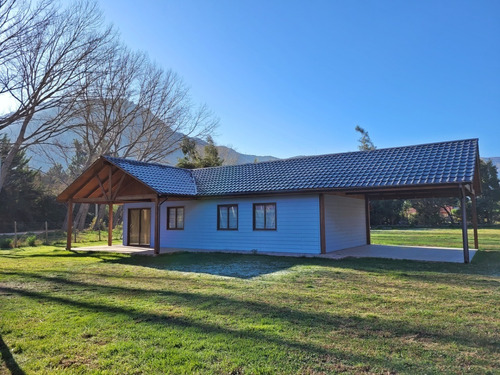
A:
[[58, 139, 481, 263]]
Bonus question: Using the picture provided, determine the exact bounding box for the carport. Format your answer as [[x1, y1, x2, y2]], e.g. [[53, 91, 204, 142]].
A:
[[347, 173, 482, 264]]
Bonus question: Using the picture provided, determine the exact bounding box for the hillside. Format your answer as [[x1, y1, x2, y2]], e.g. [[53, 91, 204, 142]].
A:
[[158, 142, 278, 167], [10, 106, 279, 170], [26, 136, 278, 171]]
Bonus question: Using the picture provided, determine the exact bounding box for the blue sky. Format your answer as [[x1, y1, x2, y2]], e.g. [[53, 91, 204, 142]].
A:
[[100, 0, 500, 158]]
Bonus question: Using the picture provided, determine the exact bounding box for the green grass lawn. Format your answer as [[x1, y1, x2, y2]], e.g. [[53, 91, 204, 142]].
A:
[[1, 229, 499, 374]]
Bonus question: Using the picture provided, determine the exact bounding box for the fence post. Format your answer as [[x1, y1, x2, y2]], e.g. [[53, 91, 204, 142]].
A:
[[74, 229, 77, 243], [14, 221, 17, 248], [45, 221, 48, 244]]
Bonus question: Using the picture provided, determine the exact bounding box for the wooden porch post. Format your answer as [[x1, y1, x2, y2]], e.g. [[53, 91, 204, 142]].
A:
[[319, 193, 326, 254], [471, 193, 479, 250], [460, 185, 470, 264], [154, 196, 160, 255], [365, 195, 371, 245], [108, 203, 113, 246], [66, 200, 73, 250]]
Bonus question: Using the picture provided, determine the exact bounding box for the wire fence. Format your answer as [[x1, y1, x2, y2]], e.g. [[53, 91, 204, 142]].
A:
[[0, 221, 123, 248]]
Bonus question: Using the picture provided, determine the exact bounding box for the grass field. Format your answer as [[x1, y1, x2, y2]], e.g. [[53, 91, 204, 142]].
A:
[[1, 228, 499, 374]]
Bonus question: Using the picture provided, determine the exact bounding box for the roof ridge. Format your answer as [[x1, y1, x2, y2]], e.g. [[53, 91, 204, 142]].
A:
[[191, 138, 479, 172], [103, 155, 188, 171]]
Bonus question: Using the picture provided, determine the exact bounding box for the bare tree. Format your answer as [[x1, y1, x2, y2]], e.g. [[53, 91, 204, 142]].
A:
[[0, 0, 53, 66], [0, 0, 114, 192], [45, 44, 218, 230]]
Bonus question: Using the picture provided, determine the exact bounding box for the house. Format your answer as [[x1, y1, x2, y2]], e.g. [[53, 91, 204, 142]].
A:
[[57, 138, 481, 263]]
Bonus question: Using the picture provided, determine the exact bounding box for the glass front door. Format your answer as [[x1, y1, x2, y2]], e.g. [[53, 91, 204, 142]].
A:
[[128, 208, 151, 246]]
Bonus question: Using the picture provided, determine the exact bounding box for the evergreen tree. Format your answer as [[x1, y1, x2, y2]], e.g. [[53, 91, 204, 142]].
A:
[[355, 126, 405, 226], [476, 159, 500, 224], [177, 136, 223, 169], [355, 125, 376, 151], [0, 135, 65, 231]]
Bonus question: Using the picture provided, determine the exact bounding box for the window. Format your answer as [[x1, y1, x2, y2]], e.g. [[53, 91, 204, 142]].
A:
[[167, 206, 184, 230], [218, 204, 238, 230], [253, 203, 276, 230]]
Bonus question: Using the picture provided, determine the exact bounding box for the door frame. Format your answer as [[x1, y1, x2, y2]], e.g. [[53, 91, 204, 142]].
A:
[[127, 208, 152, 247]]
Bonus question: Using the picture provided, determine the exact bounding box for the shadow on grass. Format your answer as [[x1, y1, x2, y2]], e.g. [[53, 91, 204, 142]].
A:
[[0, 284, 401, 372], [2, 245, 499, 280], [2, 270, 498, 356], [0, 248, 125, 261], [108, 248, 500, 282], [115, 252, 300, 278], [0, 334, 25, 375]]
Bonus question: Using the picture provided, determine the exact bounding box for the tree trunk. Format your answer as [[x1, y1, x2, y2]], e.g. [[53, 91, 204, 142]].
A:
[[114, 205, 123, 228], [92, 204, 106, 230], [62, 202, 75, 231], [74, 203, 90, 230], [441, 205, 455, 225]]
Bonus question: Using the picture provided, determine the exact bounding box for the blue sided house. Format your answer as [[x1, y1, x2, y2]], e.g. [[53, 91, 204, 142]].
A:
[[57, 139, 481, 263]]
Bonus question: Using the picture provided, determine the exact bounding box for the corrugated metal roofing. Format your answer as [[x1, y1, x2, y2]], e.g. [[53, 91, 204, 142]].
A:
[[104, 139, 479, 196]]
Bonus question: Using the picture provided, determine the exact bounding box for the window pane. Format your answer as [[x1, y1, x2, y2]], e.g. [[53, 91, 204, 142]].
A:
[[140, 209, 151, 245], [219, 206, 228, 229], [228, 206, 237, 229], [176, 208, 184, 229], [168, 208, 176, 229], [255, 204, 264, 229], [265, 204, 276, 229]]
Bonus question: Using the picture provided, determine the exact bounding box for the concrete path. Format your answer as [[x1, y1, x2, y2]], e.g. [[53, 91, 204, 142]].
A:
[[328, 244, 476, 263], [73, 244, 476, 263]]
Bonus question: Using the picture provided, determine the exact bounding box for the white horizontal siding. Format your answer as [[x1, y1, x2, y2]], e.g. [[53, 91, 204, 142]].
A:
[[123, 194, 321, 254], [324, 194, 367, 252]]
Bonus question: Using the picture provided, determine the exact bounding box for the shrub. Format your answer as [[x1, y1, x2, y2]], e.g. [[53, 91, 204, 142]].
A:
[[27, 235, 37, 247], [0, 238, 13, 249]]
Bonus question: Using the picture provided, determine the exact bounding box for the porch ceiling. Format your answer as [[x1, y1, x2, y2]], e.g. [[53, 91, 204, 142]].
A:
[[344, 183, 475, 200], [57, 157, 158, 204]]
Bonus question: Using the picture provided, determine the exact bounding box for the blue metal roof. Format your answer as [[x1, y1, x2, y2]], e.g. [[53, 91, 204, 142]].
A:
[[104, 156, 197, 196], [104, 139, 479, 196]]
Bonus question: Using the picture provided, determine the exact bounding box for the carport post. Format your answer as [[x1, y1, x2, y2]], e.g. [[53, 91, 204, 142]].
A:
[[460, 185, 470, 264], [471, 193, 479, 249], [365, 195, 371, 245]]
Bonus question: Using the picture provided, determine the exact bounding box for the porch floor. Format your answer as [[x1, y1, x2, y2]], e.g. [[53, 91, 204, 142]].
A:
[[73, 244, 477, 263]]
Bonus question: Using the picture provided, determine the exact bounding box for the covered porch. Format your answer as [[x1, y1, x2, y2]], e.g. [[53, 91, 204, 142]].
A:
[[57, 156, 191, 256]]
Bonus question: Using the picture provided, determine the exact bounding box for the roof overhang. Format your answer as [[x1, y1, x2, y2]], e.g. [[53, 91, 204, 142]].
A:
[[57, 156, 161, 204], [57, 146, 482, 204], [187, 182, 477, 201]]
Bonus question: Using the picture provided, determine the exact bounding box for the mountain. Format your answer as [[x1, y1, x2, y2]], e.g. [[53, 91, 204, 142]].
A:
[[157, 142, 278, 167], [25, 134, 278, 171], [6, 106, 279, 171]]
